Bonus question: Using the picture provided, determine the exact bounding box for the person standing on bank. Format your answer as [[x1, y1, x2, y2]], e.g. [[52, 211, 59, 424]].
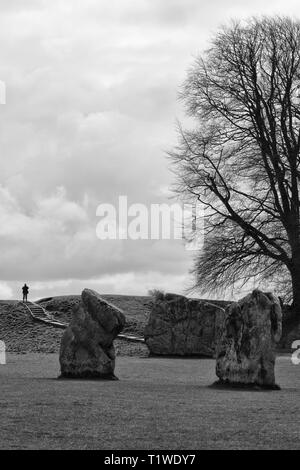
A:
[[22, 284, 29, 302]]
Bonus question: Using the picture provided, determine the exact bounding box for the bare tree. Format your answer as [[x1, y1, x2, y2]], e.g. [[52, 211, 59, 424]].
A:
[[170, 17, 300, 313]]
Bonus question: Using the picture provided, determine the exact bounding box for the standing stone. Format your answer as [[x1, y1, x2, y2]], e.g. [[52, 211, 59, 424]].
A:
[[215, 289, 282, 389], [59, 289, 125, 379], [144, 292, 226, 357]]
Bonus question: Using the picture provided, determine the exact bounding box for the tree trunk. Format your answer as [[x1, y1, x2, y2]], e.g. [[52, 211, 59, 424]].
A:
[[280, 261, 300, 347], [289, 258, 300, 323], [292, 267, 300, 314]]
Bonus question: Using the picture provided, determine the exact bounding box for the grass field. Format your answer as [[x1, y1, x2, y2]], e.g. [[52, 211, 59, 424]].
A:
[[1, 353, 299, 450]]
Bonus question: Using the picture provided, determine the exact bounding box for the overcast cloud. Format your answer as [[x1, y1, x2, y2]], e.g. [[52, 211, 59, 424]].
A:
[[0, 0, 299, 299]]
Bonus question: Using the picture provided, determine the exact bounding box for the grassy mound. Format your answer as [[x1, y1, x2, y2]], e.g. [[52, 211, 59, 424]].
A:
[[0, 295, 152, 356], [38, 294, 152, 337]]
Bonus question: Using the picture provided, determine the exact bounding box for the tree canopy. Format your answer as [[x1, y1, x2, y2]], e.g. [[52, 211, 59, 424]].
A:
[[170, 17, 300, 306]]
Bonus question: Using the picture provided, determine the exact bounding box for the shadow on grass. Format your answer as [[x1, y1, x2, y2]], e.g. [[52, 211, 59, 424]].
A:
[[147, 354, 213, 360], [209, 380, 281, 392]]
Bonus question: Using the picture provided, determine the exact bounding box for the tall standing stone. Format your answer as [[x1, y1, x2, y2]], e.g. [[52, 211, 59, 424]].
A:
[[59, 289, 125, 379], [215, 289, 282, 389]]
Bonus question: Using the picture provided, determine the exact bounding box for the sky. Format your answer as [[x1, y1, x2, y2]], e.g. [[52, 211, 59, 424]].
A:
[[0, 0, 299, 300]]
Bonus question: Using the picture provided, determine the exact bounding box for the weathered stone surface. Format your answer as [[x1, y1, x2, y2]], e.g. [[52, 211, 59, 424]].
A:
[[144, 292, 226, 357], [215, 289, 282, 389], [59, 289, 125, 379]]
